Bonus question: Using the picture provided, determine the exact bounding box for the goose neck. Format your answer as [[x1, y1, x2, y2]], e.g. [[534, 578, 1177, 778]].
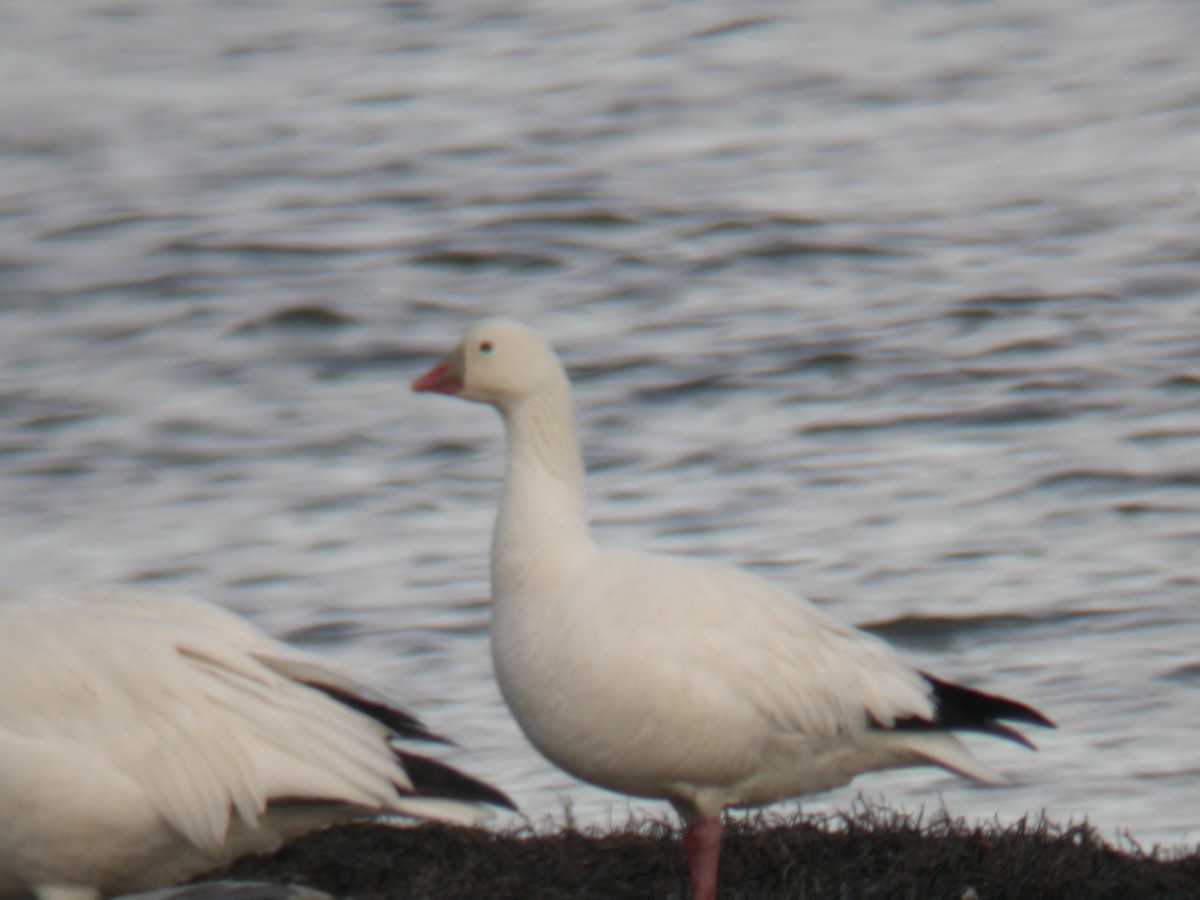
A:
[[493, 388, 593, 577]]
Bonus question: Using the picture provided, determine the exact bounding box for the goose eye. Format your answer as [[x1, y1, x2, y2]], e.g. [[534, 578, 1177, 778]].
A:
[[479, 341, 494, 354]]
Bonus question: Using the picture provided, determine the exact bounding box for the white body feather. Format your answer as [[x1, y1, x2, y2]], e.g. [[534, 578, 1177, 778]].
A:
[[493, 544, 1004, 822]]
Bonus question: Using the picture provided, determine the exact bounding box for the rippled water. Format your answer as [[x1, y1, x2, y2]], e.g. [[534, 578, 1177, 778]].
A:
[[3, 0, 1200, 849]]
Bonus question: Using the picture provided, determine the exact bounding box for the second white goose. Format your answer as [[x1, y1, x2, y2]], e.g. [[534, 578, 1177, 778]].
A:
[[0, 588, 513, 900]]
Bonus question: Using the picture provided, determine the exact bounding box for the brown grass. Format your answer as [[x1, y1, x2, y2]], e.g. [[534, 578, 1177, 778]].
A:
[[211, 805, 1200, 899]]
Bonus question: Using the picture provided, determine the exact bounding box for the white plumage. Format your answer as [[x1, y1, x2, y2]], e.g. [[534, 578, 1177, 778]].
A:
[[414, 318, 1053, 900], [0, 588, 512, 900]]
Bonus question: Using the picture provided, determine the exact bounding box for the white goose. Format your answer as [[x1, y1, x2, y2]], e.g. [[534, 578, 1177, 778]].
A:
[[414, 318, 1054, 900], [0, 588, 513, 900]]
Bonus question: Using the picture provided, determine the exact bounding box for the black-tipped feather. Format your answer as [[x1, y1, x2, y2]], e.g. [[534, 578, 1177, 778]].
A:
[[303, 682, 452, 745], [301, 682, 514, 812], [881, 672, 1055, 749], [395, 750, 518, 811]]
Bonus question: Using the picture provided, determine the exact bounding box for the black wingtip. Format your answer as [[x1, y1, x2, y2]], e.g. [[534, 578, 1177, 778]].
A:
[[884, 672, 1055, 749], [980, 719, 1038, 751], [395, 750, 518, 812], [303, 682, 454, 745], [920, 672, 1057, 731]]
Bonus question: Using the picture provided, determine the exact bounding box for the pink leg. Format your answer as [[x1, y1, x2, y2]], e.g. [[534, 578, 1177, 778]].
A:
[[683, 817, 722, 900]]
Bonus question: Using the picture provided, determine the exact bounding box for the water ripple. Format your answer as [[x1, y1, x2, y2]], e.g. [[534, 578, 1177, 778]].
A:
[[2, 0, 1200, 849]]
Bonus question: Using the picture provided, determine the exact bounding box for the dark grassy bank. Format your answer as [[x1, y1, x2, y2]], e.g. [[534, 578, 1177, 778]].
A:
[[212, 807, 1200, 900]]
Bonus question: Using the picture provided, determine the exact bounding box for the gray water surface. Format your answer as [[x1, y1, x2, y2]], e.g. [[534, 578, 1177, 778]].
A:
[[3, 0, 1200, 848]]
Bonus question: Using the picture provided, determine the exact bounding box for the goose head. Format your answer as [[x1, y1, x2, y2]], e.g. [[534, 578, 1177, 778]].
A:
[[413, 318, 565, 411]]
